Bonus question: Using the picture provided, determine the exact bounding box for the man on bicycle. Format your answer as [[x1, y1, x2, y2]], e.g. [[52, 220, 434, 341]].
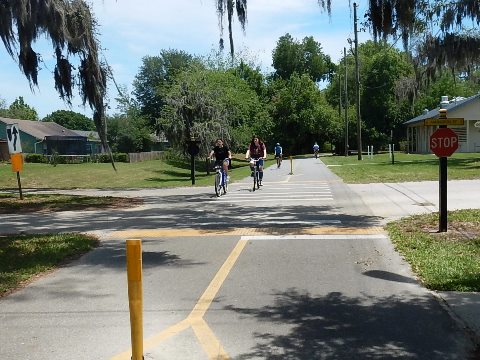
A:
[[274, 142, 283, 166], [313, 142, 320, 158], [209, 139, 231, 179], [245, 135, 267, 186]]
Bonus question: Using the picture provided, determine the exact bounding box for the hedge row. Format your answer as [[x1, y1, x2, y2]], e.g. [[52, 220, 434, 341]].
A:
[[24, 153, 129, 164]]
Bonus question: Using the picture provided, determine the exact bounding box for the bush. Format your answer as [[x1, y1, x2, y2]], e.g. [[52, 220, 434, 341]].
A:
[[114, 153, 128, 162], [25, 154, 47, 163], [399, 141, 409, 153], [93, 153, 129, 163]]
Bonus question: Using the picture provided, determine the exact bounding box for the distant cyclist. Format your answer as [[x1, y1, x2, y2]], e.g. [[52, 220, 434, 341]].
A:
[[209, 139, 231, 179], [274, 142, 283, 167], [313, 142, 320, 158], [245, 135, 267, 186]]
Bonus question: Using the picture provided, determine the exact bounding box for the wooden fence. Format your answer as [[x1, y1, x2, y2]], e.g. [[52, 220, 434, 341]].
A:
[[128, 151, 164, 163]]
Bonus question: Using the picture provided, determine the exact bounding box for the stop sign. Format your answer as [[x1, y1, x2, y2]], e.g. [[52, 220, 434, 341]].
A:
[[430, 128, 459, 157]]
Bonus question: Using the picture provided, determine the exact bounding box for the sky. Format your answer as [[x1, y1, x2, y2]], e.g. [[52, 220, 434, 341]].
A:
[[0, 0, 372, 119]]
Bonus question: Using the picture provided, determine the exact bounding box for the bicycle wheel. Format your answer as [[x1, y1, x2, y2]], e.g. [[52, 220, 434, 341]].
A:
[[277, 157, 281, 168], [215, 172, 222, 197], [222, 172, 228, 194], [252, 168, 257, 192], [256, 170, 260, 190]]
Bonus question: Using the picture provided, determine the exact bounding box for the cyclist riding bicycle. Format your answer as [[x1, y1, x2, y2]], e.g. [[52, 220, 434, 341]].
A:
[[313, 142, 320, 158], [245, 135, 267, 186], [209, 139, 231, 179], [274, 142, 283, 167]]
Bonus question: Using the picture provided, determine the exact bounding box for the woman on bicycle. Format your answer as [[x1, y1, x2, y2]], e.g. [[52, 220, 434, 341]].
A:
[[209, 139, 231, 179], [245, 135, 267, 185]]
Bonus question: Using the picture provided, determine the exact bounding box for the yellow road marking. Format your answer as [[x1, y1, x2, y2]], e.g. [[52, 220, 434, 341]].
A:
[[189, 239, 247, 319], [108, 226, 384, 239], [111, 240, 248, 360], [191, 318, 229, 360]]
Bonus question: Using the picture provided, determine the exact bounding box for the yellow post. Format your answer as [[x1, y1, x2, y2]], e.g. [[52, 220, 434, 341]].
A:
[[289, 156, 293, 175], [126, 239, 144, 360]]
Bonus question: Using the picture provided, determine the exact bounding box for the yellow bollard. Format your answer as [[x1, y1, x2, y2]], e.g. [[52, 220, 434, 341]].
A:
[[126, 239, 144, 360], [289, 156, 293, 175]]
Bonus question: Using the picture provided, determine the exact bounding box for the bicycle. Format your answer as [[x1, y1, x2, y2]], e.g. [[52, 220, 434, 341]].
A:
[[275, 154, 282, 168], [213, 162, 228, 197], [250, 157, 263, 191]]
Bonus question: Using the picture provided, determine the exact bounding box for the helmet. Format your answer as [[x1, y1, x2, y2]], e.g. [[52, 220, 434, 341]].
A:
[[276, 143, 280, 146]]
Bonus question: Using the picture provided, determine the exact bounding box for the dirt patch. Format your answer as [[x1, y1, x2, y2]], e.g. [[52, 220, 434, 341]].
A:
[[0, 197, 144, 214], [419, 221, 480, 242]]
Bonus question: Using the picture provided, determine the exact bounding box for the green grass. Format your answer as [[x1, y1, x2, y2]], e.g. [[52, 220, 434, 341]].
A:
[[0, 156, 275, 189], [320, 152, 480, 183], [0, 233, 98, 296], [386, 209, 480, 291]]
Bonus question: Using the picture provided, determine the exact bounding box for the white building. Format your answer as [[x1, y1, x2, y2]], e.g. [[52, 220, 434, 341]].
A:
[[405, 94, 480, 153]]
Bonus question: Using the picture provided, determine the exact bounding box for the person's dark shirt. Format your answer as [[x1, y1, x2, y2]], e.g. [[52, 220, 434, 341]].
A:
[[213, 145, 230, 161]]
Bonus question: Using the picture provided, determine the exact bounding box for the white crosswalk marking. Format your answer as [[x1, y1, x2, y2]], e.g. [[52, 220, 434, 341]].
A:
[[213, 181, 334, 203]]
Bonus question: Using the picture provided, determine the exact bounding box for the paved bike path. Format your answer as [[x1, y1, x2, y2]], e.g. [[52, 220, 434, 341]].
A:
[[0, 157, 479, 359]]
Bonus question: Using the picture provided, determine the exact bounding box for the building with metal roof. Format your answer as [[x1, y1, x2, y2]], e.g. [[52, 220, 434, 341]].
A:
[[404, 94, 480, 153]]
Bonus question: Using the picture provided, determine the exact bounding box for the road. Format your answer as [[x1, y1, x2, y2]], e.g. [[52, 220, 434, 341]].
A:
[[0, 157, 476, 359]]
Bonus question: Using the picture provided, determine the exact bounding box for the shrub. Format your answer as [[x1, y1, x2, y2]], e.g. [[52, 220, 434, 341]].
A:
[[93, 153, 129, 163], [25, 154, 47, 163], [114, 153, 128, 162]]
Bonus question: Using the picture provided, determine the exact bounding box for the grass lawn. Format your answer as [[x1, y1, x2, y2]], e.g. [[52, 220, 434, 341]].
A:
[[320, 152, 480, 183], [0, 155, 274, 189], [386, 209, 480, 292], [0, 233, 98, 297]]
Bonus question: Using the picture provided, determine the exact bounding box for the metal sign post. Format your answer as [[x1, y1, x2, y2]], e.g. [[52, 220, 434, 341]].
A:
[[429, 110, 461, 232], [6, 124, 24, 200], [187, 139, 201, 185]]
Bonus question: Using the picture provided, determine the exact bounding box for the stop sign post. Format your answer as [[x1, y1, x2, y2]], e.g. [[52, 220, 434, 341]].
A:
[[429, 125, 459, 232]]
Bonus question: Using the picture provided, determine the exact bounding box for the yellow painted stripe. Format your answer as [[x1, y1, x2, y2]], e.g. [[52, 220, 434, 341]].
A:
[[189, 239, 248, 320], [110, 319, 191, 360], [191, 319, 230, 360], [108, 226, 384, 239], [110, 240, 248, 360]]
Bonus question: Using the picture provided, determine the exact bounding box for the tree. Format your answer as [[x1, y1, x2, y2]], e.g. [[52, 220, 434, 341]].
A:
[[230, 61, 268, 99], [0, 97, 38, 120], [159, 65, 272, 155], [413, 72, 480, 115], [132, 50, 198, 128], [106, 114, 152, 153], [213, 1, 480, 89], [0, 1, 109, 151], [360, 42, 414, 139], [215, 0, 247, 60], [269, 73, 341, 154], [43, 110, 95, 131], [272, 34, 335, 82]]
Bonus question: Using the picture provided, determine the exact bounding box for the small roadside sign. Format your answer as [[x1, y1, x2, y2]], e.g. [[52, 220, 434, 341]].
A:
[[424, 118, 464, 126], [6, 123, 23, 154], [10, 153, 23, 172]]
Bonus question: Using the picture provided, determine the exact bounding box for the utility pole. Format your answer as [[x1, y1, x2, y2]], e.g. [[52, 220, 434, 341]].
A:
[[353, 2, 362, 160], [338, 70, 342, 117], [344, 47, 348, 156]]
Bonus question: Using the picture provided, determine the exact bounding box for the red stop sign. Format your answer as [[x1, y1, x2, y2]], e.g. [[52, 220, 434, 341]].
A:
[[430, 128, 459, 157]]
